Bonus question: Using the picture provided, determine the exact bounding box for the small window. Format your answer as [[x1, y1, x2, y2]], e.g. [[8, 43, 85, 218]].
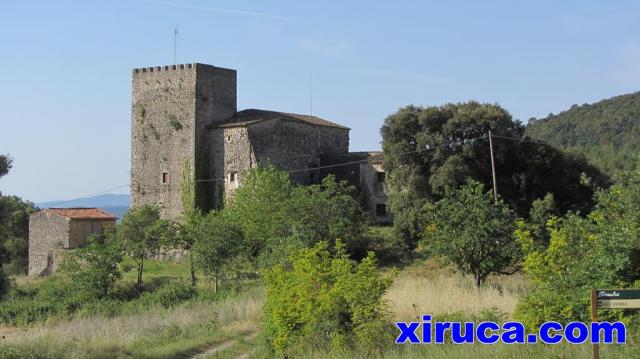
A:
[[229, 172, 236, 182], [376, 204, 387, 217], [162, 172, 169, 184], [377, 172, 385, 183], [227, 136, 231, 142]]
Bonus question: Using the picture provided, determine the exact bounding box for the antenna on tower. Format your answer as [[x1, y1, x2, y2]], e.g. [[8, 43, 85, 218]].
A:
[[309, 72, 313, 116], [174, 27, 179, 65]]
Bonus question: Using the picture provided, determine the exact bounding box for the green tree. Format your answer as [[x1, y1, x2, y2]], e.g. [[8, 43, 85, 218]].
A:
[[226, 167, 368, 268], [117, 205, 163, 289], [62, 229, 123, 299], [381, 102, 608, 252], [515, 160, 640, 328], [262, 241, 396, 355], [0, 155, 37, 273], [191, 211, 243, 292], [0, 154, 11, 179], [525, 91, 640, 180], [0, 195, 37, 273], [421, 181, 520, 287]]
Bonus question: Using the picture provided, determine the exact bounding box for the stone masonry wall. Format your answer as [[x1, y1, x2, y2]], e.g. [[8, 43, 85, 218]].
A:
[[246, 119, 350, 185], [360, 162, 391, 224], [68, 219, 116, 248], [131, 64, 236, 218], [28, 212, 69, 276]]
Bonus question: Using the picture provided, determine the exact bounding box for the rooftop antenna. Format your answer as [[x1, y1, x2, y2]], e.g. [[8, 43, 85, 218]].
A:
[[309, 72, 313, 116], [174, 27, 179, 65]]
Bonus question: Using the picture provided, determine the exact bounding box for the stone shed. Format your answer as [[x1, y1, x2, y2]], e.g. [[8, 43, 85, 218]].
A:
[[28, 208, 117, 276]]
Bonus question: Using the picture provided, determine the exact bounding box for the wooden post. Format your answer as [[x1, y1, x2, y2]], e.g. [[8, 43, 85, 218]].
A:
[[488, 130, 498, 204], [591, 289, 599, 359]]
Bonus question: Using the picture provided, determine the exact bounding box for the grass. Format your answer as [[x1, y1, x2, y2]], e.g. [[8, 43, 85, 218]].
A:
[[385, 258, 529, 321], [0, 283, 263, 358], [4, 241, 639, 358]]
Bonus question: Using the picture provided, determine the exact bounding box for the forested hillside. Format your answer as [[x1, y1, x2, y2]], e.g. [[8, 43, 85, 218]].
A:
[[525, 92, 640, 178]]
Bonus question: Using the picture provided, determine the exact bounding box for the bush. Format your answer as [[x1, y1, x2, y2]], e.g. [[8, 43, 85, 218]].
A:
[[515, 161, 640, 328], [262, 241, 396, 356], [0, 267, 12, 298], [138, 281, 197, 308]]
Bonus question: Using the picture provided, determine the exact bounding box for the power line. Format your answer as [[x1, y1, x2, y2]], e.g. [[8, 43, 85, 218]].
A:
[[62, 133, 525, 197]]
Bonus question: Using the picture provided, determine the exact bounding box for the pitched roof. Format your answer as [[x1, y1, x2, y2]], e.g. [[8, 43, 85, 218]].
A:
[[35, 208, 118, 220], [208, 109, 350, 130]]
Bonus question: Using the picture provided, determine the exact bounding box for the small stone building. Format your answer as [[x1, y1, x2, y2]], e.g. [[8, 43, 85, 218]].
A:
[[130, 63, 389, 221], [28, 208, 117, 276]]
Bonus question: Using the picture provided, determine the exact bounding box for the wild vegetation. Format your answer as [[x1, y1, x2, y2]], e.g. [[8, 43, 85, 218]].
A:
[[2, 96, 640, 357], [380, 102, 608, 253], [526, 91, 640, 179], [0, 155, 37, 275]]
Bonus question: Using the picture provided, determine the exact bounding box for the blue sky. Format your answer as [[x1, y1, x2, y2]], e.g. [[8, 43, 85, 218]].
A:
[[1, 0, 639, 203]]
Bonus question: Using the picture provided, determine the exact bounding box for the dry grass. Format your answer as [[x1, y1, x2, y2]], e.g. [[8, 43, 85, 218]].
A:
[[385, 258, 530, 321], [1, 285, 264, 358]]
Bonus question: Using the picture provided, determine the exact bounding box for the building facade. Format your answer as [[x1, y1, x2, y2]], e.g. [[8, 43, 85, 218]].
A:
[[28, 208, 117, 276], [130, 63, 388, 222]]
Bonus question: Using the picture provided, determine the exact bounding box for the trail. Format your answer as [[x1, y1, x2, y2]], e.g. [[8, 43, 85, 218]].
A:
[[191, 331, 258, 359]]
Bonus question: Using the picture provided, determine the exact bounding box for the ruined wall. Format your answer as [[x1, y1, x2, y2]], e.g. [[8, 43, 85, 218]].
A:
[[28, 212, 69, 276], [360, 162, 391, 224], [68, 219, 116, 248], [131, 63, 236, 218]]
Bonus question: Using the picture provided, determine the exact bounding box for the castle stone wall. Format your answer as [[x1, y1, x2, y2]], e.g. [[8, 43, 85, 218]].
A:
[[131, 64, 237, 217], [246, 119, 350, 185], [28, 212, 69, 276]]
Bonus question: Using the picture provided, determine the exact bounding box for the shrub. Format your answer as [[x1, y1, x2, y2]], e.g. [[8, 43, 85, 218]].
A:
[[515, 161, 640, 328], [139, 281, 196, 308], [262, 241, 396, 356], [61, 231, 123, 299], [0, 267, 12, 298]]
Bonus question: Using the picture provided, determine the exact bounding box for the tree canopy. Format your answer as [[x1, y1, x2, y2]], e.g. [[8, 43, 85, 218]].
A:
[[381, 102, 608, 251], [526, 91, 640, 180]]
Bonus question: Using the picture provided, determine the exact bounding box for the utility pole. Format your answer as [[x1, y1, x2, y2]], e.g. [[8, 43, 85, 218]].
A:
[[488, 130, 498, 204]]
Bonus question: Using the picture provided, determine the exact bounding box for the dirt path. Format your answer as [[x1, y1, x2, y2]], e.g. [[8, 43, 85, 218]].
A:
[[191, 331, 258, 359]]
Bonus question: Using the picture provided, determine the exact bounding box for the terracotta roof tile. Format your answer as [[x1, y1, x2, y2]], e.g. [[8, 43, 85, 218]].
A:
[[36, 208, 118, 220]]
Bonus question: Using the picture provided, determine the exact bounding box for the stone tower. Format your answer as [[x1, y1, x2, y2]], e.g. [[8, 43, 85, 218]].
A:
[[131, 63, 237, 218]]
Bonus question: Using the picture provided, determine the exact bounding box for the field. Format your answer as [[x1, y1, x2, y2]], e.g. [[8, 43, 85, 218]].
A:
[[1, 234, 638, 358]]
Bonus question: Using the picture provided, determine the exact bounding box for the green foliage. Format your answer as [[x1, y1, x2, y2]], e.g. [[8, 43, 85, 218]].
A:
[[0, 194, 37, 273], [226, 166, 368, 268], [262, 241, 396, 355], [515, 160, 640, 328], [421, 181, 520, 287], [0, 267, 12, 298], [526, 92, 640, 180], [381, 102, 608, 252], [167, 114, 183, 130], [61, 230, 123, 299], [137, 281, 197, 308], [117, 205, 164, 288], [0, 154, 11, 178], [190, 211, 243, 292]]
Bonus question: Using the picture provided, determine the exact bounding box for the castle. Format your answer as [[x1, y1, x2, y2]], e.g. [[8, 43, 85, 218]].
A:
[[130, 63, 389, 222]]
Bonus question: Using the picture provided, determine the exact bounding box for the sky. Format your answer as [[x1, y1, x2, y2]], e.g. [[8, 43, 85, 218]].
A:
[[1, 0, 639, 203]]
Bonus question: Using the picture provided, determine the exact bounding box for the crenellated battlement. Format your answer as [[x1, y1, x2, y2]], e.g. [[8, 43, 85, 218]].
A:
[[132, 63, 195, 75], [132, 63, 237, 76]]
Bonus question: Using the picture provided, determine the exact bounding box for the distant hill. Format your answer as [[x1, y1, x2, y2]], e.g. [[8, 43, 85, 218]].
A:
[[525, 92, 640, 179], [37, 193, 130, 219]]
